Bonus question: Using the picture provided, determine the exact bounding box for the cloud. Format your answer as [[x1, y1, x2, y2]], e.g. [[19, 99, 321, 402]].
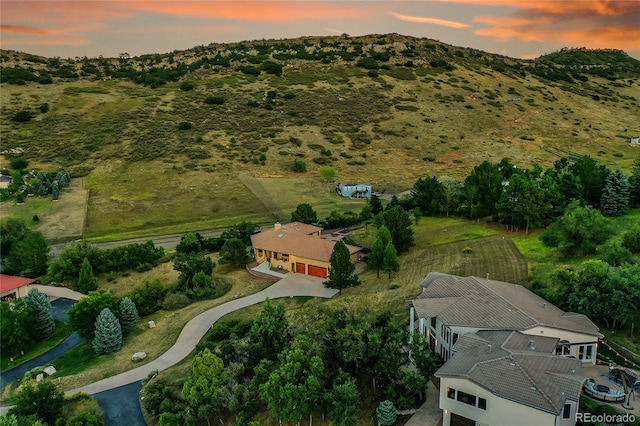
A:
[[1, 25, 50, 35], [454, 0, 640, 51], [388, 11, 470, 29]]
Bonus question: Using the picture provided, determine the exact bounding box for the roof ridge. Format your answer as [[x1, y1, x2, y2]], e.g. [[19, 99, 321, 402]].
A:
[[470, 276, 539, 328], [511, 353, 561, 413]]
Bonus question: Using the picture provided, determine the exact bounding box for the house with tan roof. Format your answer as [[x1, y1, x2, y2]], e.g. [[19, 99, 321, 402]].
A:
[[250, 222, 360, 278], [408, 273, 603, 426]]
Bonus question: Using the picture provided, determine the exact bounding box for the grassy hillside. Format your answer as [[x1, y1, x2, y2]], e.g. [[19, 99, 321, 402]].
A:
[[1, 34, 639, 240]]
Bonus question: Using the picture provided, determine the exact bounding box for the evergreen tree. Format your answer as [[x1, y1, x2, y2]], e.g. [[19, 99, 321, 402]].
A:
[[600, 169, 629, 217], [92, 308, 123, 354], [368, 226, 392, 278], [324, 240, 361, 294], [369, 194, 383, 216], [76, 257, 98, 293], [6, 230, 49, 278], [51, 181, 60, 201], [382, 243, 400, 279], [290, 203, 318, 224], [119, 296, 140, 332], [24, 289, 55, 340], [376, 400, 397, 426], [375, 206, 415, 252], [628, 156, 640, 207]]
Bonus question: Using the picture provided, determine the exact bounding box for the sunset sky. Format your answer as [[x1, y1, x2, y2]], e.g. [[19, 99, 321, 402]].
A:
[[1, 1, 639, 60]]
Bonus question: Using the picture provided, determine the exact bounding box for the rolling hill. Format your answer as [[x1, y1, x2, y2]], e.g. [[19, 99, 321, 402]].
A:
[[1, 33, 639, 240]]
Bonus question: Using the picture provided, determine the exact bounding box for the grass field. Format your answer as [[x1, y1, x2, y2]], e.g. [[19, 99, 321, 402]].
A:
[[1, 178, 87, 243]]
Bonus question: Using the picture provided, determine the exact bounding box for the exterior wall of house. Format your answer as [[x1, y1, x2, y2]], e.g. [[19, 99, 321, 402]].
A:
[[440, 377, 560, 426], [0, 285, 31, 301], [523, 326, 599, 364]]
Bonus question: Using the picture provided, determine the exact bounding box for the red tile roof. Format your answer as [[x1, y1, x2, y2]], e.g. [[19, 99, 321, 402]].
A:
[[0, 274, 35, 293]]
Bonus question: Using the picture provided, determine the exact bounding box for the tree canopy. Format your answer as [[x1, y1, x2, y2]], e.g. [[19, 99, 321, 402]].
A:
[[290, 203, 318, 224]]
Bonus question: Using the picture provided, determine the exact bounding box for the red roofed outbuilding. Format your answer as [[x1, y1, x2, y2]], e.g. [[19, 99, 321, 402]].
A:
[[0, 274, 36, 301]]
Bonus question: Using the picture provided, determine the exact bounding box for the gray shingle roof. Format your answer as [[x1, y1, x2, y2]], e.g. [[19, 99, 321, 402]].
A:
[[436, 330, 584, 415], [412, 273, 602, 337]]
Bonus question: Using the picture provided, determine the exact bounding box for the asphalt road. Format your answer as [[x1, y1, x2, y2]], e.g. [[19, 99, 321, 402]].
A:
[[0, 298, 81, 388], [94, 381, 146, 426]]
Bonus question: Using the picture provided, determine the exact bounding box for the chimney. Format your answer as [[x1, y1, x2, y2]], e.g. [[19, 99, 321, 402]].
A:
[[528, 340, 536, 351], [274, 222, 282, 230], [487, 344, 492, 353], [543, 302, 547, 310], [486, 272, 490, 280]]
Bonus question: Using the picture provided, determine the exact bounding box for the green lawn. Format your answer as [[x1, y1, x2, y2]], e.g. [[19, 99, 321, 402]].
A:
[[1, 321, 72, 372]]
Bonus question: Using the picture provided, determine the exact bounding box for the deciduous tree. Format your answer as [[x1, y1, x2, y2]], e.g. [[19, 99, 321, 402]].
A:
[[8, 381, 63, 425], [324, 240, 360, 294], [67, 291, 119, 340], [182, 348, 227, 424], [368, 225, 392, 278], [327, 373, 359, 426], [319, 165, 337, 181], [219, 238, 249, 268], [248, 299, 289, 365], [374, 206, 414, 252], [0, 299, 36, 356], [382, 243, 400, 279], [93, 307, 123, 354]]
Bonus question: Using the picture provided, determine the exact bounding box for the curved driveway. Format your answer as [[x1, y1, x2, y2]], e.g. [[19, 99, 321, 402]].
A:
[[66, 274, 337, 396]]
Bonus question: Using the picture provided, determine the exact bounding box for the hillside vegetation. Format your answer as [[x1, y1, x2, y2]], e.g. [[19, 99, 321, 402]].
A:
[[1, 34, 639, 240]]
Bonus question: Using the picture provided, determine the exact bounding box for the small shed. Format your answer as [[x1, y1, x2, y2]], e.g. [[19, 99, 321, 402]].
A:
[[336, 183, 372, 198], [629, 136, 639, 146], [0, 174, 13, 189]]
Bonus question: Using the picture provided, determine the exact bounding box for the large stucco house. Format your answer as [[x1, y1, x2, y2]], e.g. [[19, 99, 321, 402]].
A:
[[408, 272, 604, 426], [250, 222, 360, 278]]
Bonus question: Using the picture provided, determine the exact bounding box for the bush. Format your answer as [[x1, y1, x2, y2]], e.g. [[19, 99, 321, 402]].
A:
[[10, 157, 28, 170], [180, 82, 195, 91], [127, 279, 166, 316], [292, 159, 307, 173], [12, 110, 33, 122], [162, 293, 191, 310], [39, 103, 49, 113], [204, 96, 225, 105], [622, 225, 640, 253], [177, 121, 192, 130]]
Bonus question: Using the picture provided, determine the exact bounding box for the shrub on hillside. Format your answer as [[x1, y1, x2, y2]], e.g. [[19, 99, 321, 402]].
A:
[[205, 96, 225, 105], [162, 293, 191, 310], [12, 110, 33, 122], [177, 121, 192, 130]]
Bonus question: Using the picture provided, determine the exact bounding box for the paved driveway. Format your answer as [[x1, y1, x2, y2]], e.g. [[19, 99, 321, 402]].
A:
[[66, 275, 337, 396], [94, 381, 145, 426]]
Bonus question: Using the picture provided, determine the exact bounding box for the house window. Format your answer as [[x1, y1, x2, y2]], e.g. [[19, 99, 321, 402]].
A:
[[447, 387, 456, 399], [452, 333, 459, 346], [456, 390, 477, 407], [562, 403, 571, 419], [478, 398, 487, 410], [556, 341, 571, 356], [578, 344, 593, 361]]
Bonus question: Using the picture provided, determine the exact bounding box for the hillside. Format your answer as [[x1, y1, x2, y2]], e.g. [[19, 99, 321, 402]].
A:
[[1, 34, 639, 240]]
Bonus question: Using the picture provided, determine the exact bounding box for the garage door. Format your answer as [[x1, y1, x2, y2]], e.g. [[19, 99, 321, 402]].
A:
[[296, 263, 306, 274], [308, 265, 328, 278]]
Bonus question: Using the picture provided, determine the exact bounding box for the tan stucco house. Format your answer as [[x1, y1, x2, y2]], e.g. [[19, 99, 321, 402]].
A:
[[250, 222, 360, 278], [408, 272, 604, 426]]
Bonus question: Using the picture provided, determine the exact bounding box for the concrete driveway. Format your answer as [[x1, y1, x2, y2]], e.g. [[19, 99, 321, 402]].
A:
[[66, 274, 337, 396]]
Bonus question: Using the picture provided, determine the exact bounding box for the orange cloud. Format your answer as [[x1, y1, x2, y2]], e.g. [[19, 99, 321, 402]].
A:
[[126, 1, 366, 22], [387, 11, 470, 29], [1, 25, 50, 35], [472, 0, 640, 51]]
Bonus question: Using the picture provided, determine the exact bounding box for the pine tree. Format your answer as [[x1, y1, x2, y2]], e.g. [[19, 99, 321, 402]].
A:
[[600, 169, 629, 217], [76, 257, 97, 294], [324, 240, 361, 294], [119, 296, 140, 332], [382, 243, 400, 279], [24, 289, 55, 340], [628, 156, 640, 208], [376, 400, 397, 426], [93, 308, 123, 354]]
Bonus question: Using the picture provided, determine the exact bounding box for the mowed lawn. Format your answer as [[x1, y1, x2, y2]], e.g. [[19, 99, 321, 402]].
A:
[[83, 162, 275, 241], [336, 217, 528, 316]]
